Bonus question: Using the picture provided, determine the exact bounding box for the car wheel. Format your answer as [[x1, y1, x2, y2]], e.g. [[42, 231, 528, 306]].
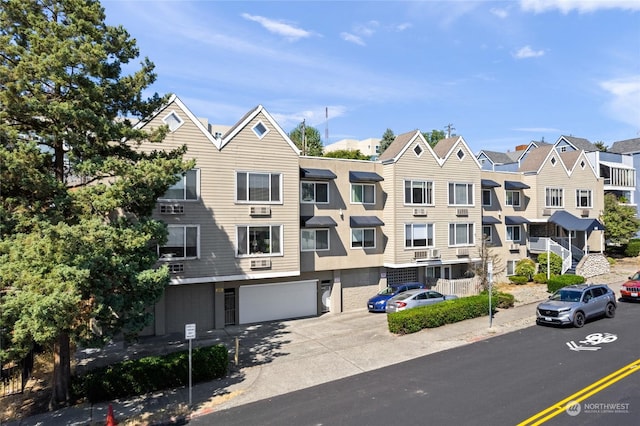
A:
[[573, 311, 585, 328], [605, 303, 616, 318]]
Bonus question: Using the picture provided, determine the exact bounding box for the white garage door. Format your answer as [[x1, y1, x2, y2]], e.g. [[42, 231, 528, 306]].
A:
[[239, 280, 317, 324]]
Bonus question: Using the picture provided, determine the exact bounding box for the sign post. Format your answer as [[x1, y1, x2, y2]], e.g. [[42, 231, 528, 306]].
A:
[[487, 261, 493, 328], [185, 323, 196, 406]]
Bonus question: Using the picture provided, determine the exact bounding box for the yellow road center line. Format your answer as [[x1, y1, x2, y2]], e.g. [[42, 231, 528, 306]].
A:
[[517, 358, 640, 426]]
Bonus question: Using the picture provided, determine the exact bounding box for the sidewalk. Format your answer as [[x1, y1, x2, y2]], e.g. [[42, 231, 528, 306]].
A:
[[4, 265, 633, 425]]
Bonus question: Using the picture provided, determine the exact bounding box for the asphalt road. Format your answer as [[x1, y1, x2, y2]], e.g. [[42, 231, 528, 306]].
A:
[[193, 301, 639, 426]]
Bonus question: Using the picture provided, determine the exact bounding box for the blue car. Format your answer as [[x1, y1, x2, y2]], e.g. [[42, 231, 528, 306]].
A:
[[367, 282, 427, 312]]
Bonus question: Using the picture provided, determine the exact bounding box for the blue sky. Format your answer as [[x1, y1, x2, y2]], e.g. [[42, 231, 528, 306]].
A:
[[101, 0, 640, 153]]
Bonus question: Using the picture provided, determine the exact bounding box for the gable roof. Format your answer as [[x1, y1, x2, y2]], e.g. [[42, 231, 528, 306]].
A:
[[378, 130, 423, 163], [518, 144, 555, 173], [610, 137, 640, 154], [477, 150, 514, 165], [558, 135, 597, 152]]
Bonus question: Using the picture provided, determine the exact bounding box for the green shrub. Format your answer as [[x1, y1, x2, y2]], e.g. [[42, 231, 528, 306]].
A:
[[537, 252, 562, 276], [547, 274, 586, 293], [387, 293, 512, 335], [508, 275, 529, 285], [624, 239, 640, 257], [515, 258, 536, 280], [71, 344, 228, 403], [533, 273, 548, 284]]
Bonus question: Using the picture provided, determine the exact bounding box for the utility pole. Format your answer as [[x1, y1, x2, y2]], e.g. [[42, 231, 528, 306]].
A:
[[445, 123, 455, 138]]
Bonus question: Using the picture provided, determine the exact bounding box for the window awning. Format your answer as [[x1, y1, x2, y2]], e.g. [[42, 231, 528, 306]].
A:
[[301, 216, 338, 228], [505, 216, 530, 225], [300, 168, 337, 180], [482, 216, 502, 225], [504, 180, 530, 190], [349, 171, 384, 183], [481, 179, 501, 188], [350, 216, 385, 227], [549, 210, 604, 232]]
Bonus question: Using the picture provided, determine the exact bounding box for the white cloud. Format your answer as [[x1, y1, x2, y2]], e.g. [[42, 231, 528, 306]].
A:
[[341, 32, 365, 46], [520, 0, 640, 14], [490, 8, 509, 18], [395, 22, 412, 31], [600, 76, 640, 128], [513, 45, 545, 58], [241, 13, 312, 40]]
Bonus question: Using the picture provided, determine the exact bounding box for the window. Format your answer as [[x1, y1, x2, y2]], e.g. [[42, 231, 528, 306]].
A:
[[252, 121, 269, 139], [482, 225, 493, 243], [405, 223, 434, 248], [545, 187, 563, 207], [413, 144, 423, 156], [237, 172, 281, 203], [506, 260, 517, 276], [237, 225, 281, 256], [160, 169, 199, 200], [301, 229, 329, 251], [405, 180, 433, 205], [456, 149, 465, 160], [162, 111, 183, 132], [159, 225, 198, 259], [301, 181, 329, 203], [505, 190, 521, 207], [449, 223, 474, 246], [576, 189, 592, 208], [482, 189, 491, 206], [351, 184, 375, 204], [351, 228, 375, 249], [448, 182, 473, 206], [506, 225, 521, 242]]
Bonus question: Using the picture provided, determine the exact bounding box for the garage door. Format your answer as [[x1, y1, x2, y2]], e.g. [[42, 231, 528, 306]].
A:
[[239, 280, 317, 324]]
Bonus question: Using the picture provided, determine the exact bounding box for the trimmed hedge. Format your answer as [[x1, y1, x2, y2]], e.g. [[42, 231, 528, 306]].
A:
[[624, 239, 640, 257], [71, 344, 228, 403], [387, 293, 512, 335], [508, 275, 529, 285], [547, 274, 586, 293], [533, 273, 549, 284]]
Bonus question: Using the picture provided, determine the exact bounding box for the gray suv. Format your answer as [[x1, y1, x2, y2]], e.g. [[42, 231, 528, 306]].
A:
[[536, 284, 616, 328]]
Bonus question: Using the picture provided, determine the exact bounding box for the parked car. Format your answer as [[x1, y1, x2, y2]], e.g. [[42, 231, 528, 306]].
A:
[[367, 282, 427, 312], [536, 284, 616, 328], [620, 272, 640, 302], [385, 289, 458, 313]]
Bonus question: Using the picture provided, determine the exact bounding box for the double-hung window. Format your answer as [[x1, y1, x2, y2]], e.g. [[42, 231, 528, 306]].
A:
[[160, 169, 199, 200], [404, 180, 433, 205], [301, 229, 329, 251], [405, 223, 434, 248], [506, 225, 521, 242], [159, 225, 198, 259], [301, 181, 329, 203], [351, 184, 375, 204], [576, 189, 592, 208], [449, 223, 474, 246], [482, 189, 491, 206], [237, 225, 282, 256], [351, 228, 375, 248], [545, 187, 563, 208], [448, 182, 474, 206], [506, 260, 518, 276], [483, 225, 493, 243], [237, 172, 281, 203], [505, 190, 521, 207]]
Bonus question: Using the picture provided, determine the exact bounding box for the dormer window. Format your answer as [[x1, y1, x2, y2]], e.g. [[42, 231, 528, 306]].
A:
[[252, 121, 269, 139], [163, 111, 184, 132]]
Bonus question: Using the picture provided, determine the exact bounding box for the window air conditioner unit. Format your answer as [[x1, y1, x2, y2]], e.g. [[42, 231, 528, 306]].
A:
[[456, 208, 469, 217], [412, 208, 427, 216], [542, 209, 552, 216], [581, 209, 589, 217], [430, 249, 441, 259], [414, 250, 430, 260], [250, 258, 272, 269], [456, 247, 470, 256], [168, 263, 184, 274], [509, 244, 520, 251], [160, 204, 184, 215], [250, 206, 271, 216]]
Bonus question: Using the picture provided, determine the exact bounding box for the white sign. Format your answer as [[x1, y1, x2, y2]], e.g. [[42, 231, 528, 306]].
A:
[[185, 323, 196, 340], [566, 332, 617, 351]]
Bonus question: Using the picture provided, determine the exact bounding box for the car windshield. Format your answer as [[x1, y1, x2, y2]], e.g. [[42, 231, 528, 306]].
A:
[[630, 272, 640, 281], [378, 287, 396, 296], [550, 289, 582, 302]]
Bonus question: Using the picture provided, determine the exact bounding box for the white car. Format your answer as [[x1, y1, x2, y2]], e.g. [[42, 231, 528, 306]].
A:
[[385, 289, 458, 313]]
